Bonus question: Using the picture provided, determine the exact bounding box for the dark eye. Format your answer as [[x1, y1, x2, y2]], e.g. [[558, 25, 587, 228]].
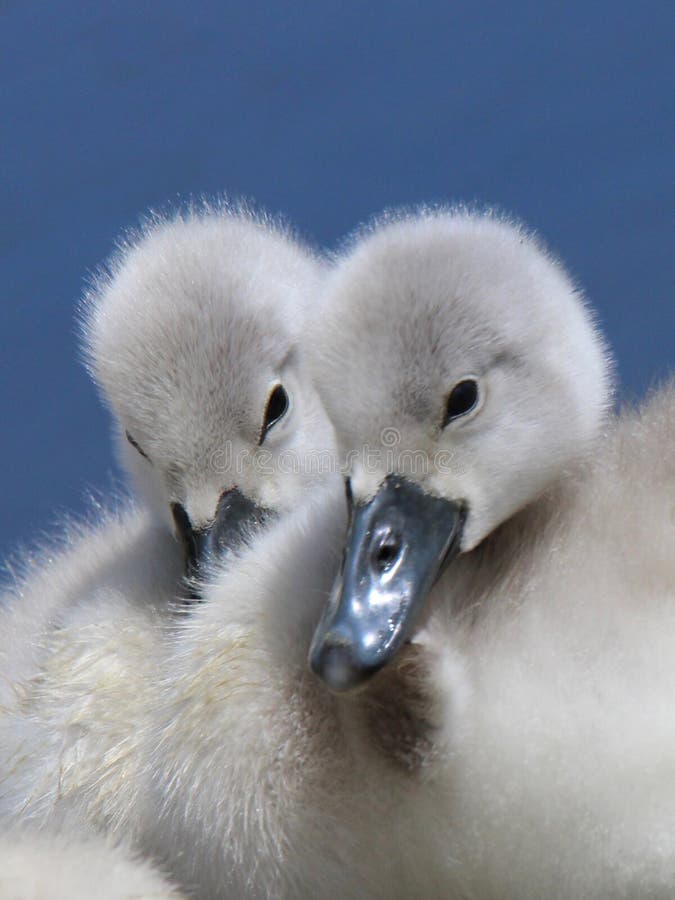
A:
[[125, 431, 151, 462], [443, 379, 479, 427], [259, 384, 290, 444]]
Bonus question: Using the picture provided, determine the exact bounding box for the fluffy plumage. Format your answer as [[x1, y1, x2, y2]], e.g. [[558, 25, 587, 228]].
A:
[[0, 506, 178, 838], [445, 381, 675, 898], [0, 827, 185, 899]]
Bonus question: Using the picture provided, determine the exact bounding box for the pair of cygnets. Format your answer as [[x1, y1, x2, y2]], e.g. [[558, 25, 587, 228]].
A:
[[1, 204, 673, 899]]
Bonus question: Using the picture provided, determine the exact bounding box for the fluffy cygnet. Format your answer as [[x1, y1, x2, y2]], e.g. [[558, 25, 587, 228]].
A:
[[0, 205, 337, 884], [307, 208, 675, 898]]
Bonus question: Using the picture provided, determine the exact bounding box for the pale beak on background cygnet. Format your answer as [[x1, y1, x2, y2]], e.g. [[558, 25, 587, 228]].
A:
[[83, 204, 335, 587], [308, 209, 611, 689]]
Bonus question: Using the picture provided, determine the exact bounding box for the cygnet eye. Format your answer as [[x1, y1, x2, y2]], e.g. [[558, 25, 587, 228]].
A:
[[259, 384, 290, 444], [125, 430, 151, 463], [442, 379, 479, 427]]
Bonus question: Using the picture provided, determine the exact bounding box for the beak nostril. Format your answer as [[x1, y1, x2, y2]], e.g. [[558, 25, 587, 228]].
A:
[[372, 535, 402, 574]]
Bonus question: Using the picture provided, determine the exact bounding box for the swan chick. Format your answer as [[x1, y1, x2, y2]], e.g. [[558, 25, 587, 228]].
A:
[[302, 207, 675, 897], [0, 205, 336, 879], [309, 209, 611, 689]]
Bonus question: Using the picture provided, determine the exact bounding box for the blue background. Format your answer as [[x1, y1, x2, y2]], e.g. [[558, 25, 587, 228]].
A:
[[1, 1, 672, 561]]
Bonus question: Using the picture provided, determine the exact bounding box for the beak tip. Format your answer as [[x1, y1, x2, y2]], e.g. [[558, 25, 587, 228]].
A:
[[309, 636, 372, 693]]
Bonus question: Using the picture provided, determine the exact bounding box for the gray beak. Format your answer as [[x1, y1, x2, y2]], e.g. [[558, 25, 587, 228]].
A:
[[172, 487, 274, 590], [309, 474, 464, 692]]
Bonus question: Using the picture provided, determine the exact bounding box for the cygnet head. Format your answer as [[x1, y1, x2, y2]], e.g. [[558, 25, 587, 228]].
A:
[[83, 204, 334, 581], [308, 208, 612, 690]]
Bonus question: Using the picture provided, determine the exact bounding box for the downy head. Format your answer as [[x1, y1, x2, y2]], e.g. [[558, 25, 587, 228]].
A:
[[83, 203, 335, 585]]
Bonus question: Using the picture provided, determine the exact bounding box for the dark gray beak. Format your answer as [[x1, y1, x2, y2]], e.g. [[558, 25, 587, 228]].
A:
[[172, 487, 274, 589], [309, 474, 464, 692]]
